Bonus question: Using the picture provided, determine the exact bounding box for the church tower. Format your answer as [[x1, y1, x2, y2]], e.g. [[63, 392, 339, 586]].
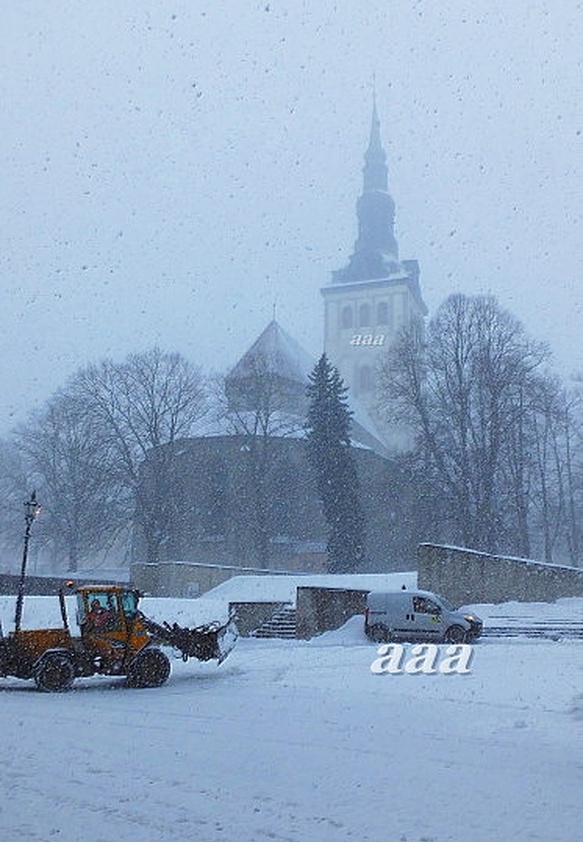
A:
[[321, 100, 427, 451]]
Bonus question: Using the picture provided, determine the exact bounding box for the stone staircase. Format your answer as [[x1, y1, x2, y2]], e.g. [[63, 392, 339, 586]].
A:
[[250, 605, 297, 639]]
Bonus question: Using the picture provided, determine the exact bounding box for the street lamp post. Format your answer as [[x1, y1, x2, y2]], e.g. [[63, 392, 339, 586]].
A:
[[14, 491, 42, 632]]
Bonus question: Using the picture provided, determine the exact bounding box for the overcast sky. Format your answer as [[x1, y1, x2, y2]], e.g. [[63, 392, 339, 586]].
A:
[[1, 0, 581, 433]]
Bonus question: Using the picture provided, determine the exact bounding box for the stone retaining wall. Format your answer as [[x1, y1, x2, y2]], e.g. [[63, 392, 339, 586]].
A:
[[131, 561, 289, 598], [417, 543, 583, 605], [0, 572, 125, 596], [296, 586, 368, 639]]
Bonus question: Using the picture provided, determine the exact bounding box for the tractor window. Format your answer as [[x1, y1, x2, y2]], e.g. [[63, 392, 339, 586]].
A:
[[85, 592, 120, 632], [122, 591, 139, 619]]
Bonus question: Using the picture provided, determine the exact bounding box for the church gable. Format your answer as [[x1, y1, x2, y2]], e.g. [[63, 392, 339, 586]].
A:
[[224, 319, 314, 416]]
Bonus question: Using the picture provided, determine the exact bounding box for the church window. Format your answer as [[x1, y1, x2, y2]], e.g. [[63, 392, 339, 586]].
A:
[[377, 301, 389, 324], [201, 458, 227, 535], [359, 365, 373, 393], [341, 306, 353, 329], [271, 457, 298, 534], [359, 303, 371, 327]]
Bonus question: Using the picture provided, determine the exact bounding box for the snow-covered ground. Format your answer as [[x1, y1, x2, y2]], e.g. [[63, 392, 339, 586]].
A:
[[1, 591, 582, 842]]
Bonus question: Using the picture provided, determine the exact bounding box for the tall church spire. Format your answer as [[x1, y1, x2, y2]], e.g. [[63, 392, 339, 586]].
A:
[[332, 100, 399, 284], [321, 98, 427, 452], [363, 97, 388, 192]]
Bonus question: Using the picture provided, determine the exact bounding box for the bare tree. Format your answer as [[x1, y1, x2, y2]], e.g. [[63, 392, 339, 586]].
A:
[[563, 383, 583, 565], [220, 353, 306, 566], [0, 439, 31, 568], [380, 293, 549, 555], [528, 377, 583, 564], [68, 348, 210, 562], [15, 392, 126, 571]]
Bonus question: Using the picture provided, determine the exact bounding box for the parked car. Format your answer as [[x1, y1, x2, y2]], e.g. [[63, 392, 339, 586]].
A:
[[364, 589, 482, 644]]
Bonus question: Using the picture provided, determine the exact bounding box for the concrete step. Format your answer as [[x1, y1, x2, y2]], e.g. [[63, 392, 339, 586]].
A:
[[251, 606, 297, 639], [483, 624, 583, 640]]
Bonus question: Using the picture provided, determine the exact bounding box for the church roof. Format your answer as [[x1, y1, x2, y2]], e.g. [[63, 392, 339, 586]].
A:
[[226, 319, 315, 385], [220, 321, 389, 456]]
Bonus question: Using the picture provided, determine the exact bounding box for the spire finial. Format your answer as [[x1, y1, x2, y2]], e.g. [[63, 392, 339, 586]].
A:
[[371, 74, 379, 126], [368, 84, 382, 156]]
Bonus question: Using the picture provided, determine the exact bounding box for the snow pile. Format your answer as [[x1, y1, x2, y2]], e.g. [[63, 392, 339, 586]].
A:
[[305, 614, 369, 647]]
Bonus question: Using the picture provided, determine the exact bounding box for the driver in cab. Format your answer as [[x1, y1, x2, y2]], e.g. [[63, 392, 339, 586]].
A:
[[87, 598, 113, 630]]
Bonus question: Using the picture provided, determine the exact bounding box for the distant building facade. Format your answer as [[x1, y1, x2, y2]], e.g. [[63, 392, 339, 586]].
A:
[[322, 102, 427, 451], [133, 320, 415, 572]]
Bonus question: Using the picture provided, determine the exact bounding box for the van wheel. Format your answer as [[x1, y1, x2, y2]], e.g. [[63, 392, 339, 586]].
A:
[[368, 624, 389, 643], [34, 652, 75, 692], [445, 625, 467, 644]]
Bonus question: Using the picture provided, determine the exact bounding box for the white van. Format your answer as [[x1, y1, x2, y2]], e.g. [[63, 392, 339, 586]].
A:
[[365, 589, 482, 644]]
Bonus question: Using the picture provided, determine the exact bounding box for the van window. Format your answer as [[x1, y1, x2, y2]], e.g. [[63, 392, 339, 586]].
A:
[[413, 596, 441, 615]]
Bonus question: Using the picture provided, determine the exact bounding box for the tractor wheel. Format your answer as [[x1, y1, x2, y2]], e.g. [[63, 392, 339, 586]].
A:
[[126, 648, 171, 689], [33, 652, 76, 693]]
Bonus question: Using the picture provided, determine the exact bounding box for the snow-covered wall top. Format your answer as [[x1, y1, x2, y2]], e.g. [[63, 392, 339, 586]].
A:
[[200, 571, 417, 605]]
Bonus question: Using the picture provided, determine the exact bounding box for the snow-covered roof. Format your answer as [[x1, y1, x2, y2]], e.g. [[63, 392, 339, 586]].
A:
[[186, 319, 391, 456], [226, 319, 315, 385], [347, 396, 391, 456], [187, 410, 306, 440]]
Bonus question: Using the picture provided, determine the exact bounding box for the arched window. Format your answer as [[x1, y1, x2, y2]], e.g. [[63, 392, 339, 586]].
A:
[[359, 365, 373, 393], [377, 301, 389, 325], [271, 457, 298, 534], [359, 303, 371, 327], [201, 458, 227, 535], [341, 305, 353, 329]]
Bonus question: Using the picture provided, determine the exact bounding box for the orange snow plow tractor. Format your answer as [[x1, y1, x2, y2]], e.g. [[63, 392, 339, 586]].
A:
[[0, 583, 238, 692]]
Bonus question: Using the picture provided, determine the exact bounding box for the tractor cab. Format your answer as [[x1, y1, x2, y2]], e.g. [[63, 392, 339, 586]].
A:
[[76, 586, 149, 666]]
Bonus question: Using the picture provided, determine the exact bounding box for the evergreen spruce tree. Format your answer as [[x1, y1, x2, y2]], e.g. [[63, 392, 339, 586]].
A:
[[305, 353, 365, 573]]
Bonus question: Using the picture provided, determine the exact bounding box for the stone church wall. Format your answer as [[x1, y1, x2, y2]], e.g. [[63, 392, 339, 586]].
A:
[[132, 436, 412, 573]]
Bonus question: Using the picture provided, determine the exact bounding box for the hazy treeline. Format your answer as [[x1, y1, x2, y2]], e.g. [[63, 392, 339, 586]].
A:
[[380, 294, 582, 567], [0, 293, 581, 572], [0, 348, 210, 571]]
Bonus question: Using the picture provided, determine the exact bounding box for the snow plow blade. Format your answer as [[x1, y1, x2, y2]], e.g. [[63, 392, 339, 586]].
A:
[[138, 613, 238, 664]]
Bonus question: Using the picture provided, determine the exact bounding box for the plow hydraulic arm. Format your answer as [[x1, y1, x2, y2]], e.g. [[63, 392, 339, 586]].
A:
[[138, 612, 238, 665]]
